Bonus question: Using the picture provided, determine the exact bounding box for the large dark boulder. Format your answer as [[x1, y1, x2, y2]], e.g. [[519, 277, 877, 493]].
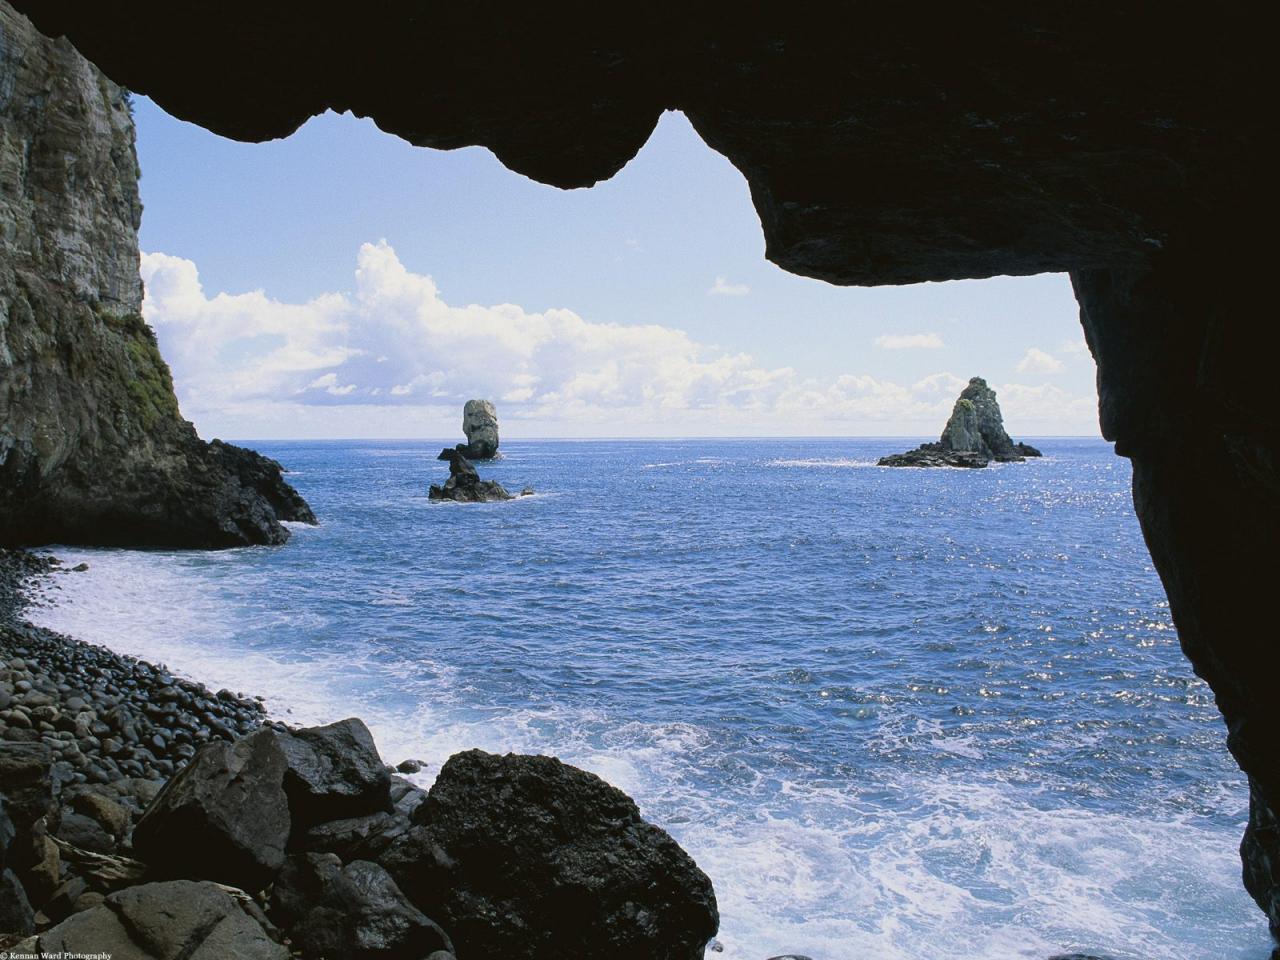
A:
[[132, 729, 291, 892], [278, 718, 392, 831], [271, 852, 452, 959], [382, 749, 718, 960]]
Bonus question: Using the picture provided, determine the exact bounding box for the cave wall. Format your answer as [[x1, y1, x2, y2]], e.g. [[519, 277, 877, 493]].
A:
[[0, 3, 314, 547], [6, 0, 1275, 932]]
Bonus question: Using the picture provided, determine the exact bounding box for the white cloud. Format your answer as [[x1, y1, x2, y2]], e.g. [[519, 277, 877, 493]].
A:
[[708, 276, 750, 297], [1058, 337, 1090, 355], [140, 242, 1098, 437], [1016, 347, 1064, 374], [874, 333, 944, 350]]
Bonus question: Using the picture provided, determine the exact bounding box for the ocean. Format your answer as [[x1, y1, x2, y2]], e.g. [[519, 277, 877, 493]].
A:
[[26, 438, 1268, 959]]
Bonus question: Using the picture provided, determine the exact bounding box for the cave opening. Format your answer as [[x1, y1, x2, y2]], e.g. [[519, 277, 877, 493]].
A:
[[3, 5, 1272, 958]]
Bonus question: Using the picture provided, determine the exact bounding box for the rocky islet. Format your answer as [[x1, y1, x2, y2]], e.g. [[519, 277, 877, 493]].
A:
[[878, 377, 1043, 468]]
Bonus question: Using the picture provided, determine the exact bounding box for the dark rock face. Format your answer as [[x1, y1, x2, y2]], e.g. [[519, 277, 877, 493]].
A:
[[460, 399, 500, 460], [132, 729, 291, 892], [384, 749, 718, 960], [429, 447, 515, 503], [0, 4, 315, 549], [879, 377, 1041, 467], [271, 852, 453, 959], [278, 718, 392, 831]]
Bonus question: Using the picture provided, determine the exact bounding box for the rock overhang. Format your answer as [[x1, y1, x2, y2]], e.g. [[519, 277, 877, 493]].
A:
[[10, 2, 1265, 286]]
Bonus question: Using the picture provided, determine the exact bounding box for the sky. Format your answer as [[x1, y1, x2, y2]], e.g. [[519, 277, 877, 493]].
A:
[[132, 96, 1100, 440]]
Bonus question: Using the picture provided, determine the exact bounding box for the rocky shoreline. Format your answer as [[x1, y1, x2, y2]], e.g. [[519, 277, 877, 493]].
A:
[[0, 549, 719, 959]]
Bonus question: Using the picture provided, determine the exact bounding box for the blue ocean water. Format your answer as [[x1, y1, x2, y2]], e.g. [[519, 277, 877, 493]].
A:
[[29, 438, 1267, 960]]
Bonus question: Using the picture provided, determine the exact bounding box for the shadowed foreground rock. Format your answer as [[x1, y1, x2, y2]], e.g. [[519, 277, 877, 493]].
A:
[[879, 377, 1042, 468], [382, 749, 719, 960], [11, 879, 288, 959]]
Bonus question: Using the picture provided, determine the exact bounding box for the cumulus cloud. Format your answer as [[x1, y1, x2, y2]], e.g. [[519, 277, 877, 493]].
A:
[[140, 242, 1097, 436], [1015, 347, 1064, 374], [708, 276, 750, 296], [874, 333, 944, 350]]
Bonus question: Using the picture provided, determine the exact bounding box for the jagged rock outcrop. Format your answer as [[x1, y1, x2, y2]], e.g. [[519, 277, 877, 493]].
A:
[[428, 447, 521, 503], [459, 398, 500, 460], [0, 4, 315, 548], [879, 377, 1042, 467], [6, 0, 1276, 939]]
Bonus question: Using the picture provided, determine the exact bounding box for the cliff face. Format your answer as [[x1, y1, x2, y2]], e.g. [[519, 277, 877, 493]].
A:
[[0, 4, 313, 547]]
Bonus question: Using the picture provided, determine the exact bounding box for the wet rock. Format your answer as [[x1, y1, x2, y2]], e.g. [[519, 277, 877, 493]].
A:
[[460, 398, 500, 460], [396, 758, 423, 774], [271, 852, 453, 959], [278, 718, 392, 830], [132, 729, 290, 892], [384, 749, 718, 960], [429, 448, 515, 503], [879, 377, 1041, 468]]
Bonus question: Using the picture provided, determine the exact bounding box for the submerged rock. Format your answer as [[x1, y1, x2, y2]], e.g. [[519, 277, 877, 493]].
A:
[[429, 448, 520, 503], [382, 749, 719, 960], [879, 377, 1043, 467], [459, 399, 501, 460]]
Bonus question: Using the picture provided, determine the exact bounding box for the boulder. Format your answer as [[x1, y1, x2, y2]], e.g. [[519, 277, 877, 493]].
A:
[[879, 376, 1043, 467], [132, 729, 291, 892], [19, 879, 288, 959], [0, 742, 55, 830], [382, 749, 718, 960], [460, 399, 500, 459], [278, 718, 392, 830], [0, 866, 35, 936], [271, 852, 453, 959], [429, 448, 516, 503], [0, 797, 14, 870]]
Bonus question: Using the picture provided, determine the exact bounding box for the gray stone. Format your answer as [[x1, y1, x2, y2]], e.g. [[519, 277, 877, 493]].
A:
[[32, 879, 288, 959], [879, 377, 1042, 467], [461, 399, 500, 459]]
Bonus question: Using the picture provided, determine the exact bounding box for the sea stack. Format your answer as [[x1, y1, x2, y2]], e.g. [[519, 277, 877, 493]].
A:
[[879, 377, 1042, 468], [460, 399, 500, 460], [429, 448, 519, 503]]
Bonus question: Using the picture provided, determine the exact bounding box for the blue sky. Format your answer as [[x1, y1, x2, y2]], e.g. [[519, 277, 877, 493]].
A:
[[133, 97, 1099, 439]]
